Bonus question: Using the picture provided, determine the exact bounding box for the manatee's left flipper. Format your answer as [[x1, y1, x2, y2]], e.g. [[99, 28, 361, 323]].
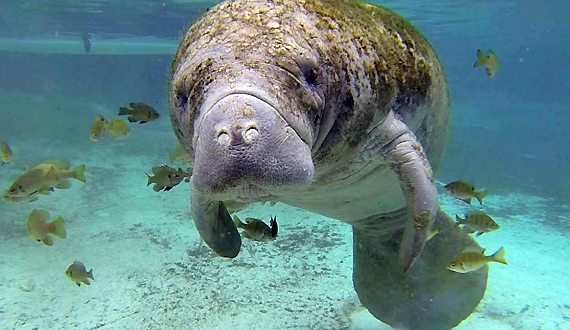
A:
[[367, 111, 438, 271], [190, 187, 241, 258], [353, 207, 488, 330]]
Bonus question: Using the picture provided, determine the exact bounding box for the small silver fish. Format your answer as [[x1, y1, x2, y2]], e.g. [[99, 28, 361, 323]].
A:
[[1, 141, 13, 164], [456, 212, 500, 237], [26, 209, 66, 246], [65, 261, 94, 287], [118, 102, 160, 124], [146, 164, 188, 192], [233, 215, 278, 241], [473, 49, 499, 77], [444, 180, 488, 205], [447, 247, 507, 273]]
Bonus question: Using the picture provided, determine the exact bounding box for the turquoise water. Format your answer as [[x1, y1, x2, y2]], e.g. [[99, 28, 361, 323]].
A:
[[0, 1, 568, 329]]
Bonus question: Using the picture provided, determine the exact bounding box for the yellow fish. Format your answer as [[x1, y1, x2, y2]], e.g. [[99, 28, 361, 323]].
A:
[[444, 180, 488, 205], [3, 168, 57, 202], [1, 141, 13, 164], [167, 143, 191, 163], [473, 49, 499, 77], [426, 226, 439, 241], [118, 102, 160, 124], [105, 118, 130, 139], [232, 215, 278, 241], [146, 164, 188, 192], [26, 209, 66, 246], [65, 261, 94, 287], [32, 160, 86, 188], [223, 199, 249, 214], [90, 115, 109, 141], [456, 212, 499, 237], [447, 247, 507, 273]]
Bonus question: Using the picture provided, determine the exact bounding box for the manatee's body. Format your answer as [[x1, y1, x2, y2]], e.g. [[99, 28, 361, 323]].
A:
[[169, 1, 487, 329]]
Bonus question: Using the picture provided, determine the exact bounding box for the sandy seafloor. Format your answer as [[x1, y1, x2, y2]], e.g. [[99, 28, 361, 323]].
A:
[[1, 94, 569, 330]]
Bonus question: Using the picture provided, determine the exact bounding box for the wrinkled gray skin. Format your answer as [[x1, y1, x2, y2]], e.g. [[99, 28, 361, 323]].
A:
[[169, 1, 487, 329]]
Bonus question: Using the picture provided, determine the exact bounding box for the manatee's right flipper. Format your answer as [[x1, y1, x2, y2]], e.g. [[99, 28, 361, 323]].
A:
[[366, 111, 439, 272], [190, 187, 241, 258], [353, 207, 487, 330]]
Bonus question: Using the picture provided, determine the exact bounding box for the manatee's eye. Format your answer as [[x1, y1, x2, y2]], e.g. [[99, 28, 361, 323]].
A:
[[36, 239, 41, 242], [460, 262, 465, 267], [298, 58, 318, 87], [304, 68, 317, 85], [450, 263, 455, 267], [301, 67, 318, 87]]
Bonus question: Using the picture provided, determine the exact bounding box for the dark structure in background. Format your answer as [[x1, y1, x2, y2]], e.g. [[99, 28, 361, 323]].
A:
[[81, 32, 91, 53]]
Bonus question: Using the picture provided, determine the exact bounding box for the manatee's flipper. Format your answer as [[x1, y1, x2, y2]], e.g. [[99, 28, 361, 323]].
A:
[[368, 111, 438, 271], [353, 207, 487, 330], [190, 187, 241, 258]]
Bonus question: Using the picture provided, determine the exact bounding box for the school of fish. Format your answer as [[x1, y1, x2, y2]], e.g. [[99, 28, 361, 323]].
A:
[[1, 102, 179, 286], [438, 180, 509, 273]]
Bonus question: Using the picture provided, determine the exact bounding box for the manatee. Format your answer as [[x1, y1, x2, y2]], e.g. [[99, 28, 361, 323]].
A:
[[168, 1, 488, 329]]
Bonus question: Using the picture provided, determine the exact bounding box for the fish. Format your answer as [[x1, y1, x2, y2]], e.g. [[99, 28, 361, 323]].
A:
[[146, 164, 188, 192], [447, 247, 507, 273], [31, 160, 86, 186], [26, 209, 66, 246], [443, 180, 488, 205], [3, 167, 58, 202], [118, 102, 160, 124], [90, 115, 109, 141], [3, 161, 85, 202], [65, 261, 94, 287], [81, 32, 92, 53], [456, 213, 499, 237], [1, 141, 13, 164], [105, 118, 131, 139], [167, 143, 191, 163], [473, 49, 499, 77], [232, 215, 278, 241], [426, 226, 439, 241], [223, 199, 249, 214]]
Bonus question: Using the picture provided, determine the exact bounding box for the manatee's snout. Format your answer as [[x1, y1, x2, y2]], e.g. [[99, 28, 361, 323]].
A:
[[192, 94, 314, 200]]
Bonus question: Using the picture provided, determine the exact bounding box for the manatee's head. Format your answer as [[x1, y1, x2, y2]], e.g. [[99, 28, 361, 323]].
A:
[[169, 49, 321, 257], [169, 43, 324, 205]]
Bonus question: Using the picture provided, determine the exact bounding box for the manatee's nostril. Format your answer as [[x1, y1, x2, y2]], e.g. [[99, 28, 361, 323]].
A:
[[244, 125, 259, 142], [217, 129, 230, 145]]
